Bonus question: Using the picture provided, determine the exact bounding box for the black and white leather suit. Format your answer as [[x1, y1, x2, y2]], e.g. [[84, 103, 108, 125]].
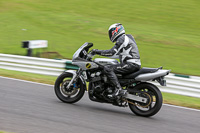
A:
[[95, 34, 141, 89]]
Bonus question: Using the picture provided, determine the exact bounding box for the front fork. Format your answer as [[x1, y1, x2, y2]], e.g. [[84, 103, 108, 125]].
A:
[[66, 68, 83, 89]]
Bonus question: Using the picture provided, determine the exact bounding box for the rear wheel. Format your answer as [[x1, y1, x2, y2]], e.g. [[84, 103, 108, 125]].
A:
[[54, 72, 85, 103], [128, 83, 163, 117]]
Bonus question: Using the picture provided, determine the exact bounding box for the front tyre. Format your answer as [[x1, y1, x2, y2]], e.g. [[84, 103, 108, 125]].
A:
[[54, 72, 85, 103], [128, 83, 163, 117]]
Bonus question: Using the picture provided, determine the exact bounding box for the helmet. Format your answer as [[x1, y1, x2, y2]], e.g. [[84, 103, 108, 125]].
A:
[[108, 23, 125, 42]]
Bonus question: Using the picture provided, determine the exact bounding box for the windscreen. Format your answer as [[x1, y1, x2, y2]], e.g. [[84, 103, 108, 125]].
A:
[[72, 42, 93, 60]]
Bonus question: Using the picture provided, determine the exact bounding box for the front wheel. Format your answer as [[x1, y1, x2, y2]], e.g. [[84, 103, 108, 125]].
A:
[[128, 83, 163, 117], [54, 72, 85, 103]]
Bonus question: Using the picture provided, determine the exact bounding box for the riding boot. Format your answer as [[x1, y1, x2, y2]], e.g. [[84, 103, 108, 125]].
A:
[[108, 79, 127, 98]]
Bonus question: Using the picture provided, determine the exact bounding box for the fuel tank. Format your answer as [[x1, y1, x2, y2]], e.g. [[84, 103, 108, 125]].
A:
[[94, 58, 119, 65]]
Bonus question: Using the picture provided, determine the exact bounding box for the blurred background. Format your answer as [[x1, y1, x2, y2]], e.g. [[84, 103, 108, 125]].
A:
[[0, 0, 199, 75]]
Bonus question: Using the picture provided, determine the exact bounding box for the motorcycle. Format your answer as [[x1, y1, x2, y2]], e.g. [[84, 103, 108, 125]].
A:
[[54, 42, 170, 117]]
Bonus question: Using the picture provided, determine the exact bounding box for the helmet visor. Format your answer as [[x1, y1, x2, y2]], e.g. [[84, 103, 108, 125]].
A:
[[109, 28, 115, 41]]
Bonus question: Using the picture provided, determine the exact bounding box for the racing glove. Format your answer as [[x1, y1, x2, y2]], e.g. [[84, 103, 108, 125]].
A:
[[90, 49, 101, 55]]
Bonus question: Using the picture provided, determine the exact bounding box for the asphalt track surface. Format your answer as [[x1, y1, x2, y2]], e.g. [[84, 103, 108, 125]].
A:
[[0, 76, 200, 133]]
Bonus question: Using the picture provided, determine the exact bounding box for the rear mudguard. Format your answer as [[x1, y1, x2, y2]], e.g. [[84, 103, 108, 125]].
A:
[[64, 70, 87, 90]]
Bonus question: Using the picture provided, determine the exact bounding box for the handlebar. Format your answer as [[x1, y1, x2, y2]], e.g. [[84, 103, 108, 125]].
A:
[[86, 52, 94, 61]]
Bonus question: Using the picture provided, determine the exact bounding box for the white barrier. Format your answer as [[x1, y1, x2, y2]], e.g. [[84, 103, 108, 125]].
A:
[[0, 53, 200, 98], [152, 74, 200, 98], [0, 53, 69, 76]]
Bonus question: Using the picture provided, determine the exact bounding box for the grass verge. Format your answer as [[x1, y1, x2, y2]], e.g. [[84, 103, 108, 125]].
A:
[[162, 93, 200, 109], [0, 68, 57, 85], [0, 68, 199, 110]]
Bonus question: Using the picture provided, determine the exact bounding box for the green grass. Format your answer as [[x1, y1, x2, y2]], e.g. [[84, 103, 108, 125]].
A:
[[163, 92, 200, 109], [0, 0, 199, 75], [0, 68, 199, 110], [0, 68, 57, 85]]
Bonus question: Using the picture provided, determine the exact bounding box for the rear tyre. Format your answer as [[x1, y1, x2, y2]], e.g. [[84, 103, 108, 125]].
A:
[[54, 72, 85, 103], [128, 83, 163, 117]]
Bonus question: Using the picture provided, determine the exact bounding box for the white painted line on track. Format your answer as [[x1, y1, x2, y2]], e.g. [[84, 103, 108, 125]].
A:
[[0, 76, 200, 112], [163, 104, 200, 112]]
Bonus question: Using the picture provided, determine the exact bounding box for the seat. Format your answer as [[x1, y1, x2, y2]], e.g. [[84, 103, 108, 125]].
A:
[[123, 67, 162, 79]]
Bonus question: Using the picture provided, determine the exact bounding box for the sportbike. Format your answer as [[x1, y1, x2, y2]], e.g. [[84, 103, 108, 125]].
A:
[[54, 42, 170, 117]]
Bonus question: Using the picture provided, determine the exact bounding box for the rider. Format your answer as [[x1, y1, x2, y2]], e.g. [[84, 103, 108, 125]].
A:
[[91, 23, 141, 98]]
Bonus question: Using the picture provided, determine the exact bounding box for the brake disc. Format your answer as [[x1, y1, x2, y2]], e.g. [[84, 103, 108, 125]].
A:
[[61, 80, 78, 96]]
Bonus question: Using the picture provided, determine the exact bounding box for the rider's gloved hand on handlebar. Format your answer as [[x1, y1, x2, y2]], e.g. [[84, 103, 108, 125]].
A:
[[90, 49, 100, 55]]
